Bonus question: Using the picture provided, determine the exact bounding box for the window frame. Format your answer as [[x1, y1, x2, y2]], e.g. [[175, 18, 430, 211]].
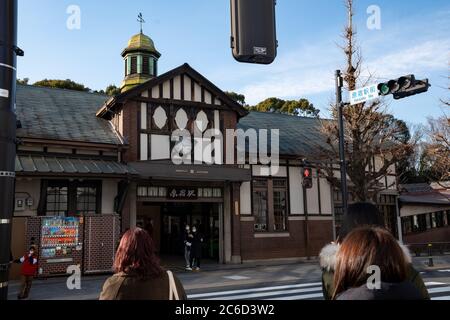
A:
[[42, 180, 102, 217]]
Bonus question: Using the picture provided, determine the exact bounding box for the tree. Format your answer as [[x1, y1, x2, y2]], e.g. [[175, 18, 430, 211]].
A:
[[17, 78, 29, 85], [105, 84, 121, 96], [33, 79, 90, 92], [321, 0, 414, 202], [251, 97, 320, 118], [225, 91, 246, 106], [421, 116, 450, 184]]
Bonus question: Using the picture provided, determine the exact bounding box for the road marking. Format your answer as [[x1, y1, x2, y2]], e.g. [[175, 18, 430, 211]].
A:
[[432, 296, 450, 300], [425, 282, 446, 286], [438, 270, 450, 273], [187, 281, 450, 301], [208, 286, 323, 300], [428, 286, 450, 294], [223, 275, 251, 281], [187, 282, 321, 299], [269, 292, 324, 300]]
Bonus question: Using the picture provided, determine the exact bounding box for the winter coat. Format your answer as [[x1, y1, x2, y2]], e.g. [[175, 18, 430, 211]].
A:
[[190, 232, 203, 258], [336, 281, 424, 300], [319, 242, 430, 300], [19, 252, 38, 276], [184, 231, 193, 249], [99, 271, 187, 300]]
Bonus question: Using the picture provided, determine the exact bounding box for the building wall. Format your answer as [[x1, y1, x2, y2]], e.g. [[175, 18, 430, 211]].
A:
[[101, 180, 118, 214], [14, 178, 41, 217], [239, 216, 333, 261], [404, 226, 450, 244], [401, 204, 450, 217]]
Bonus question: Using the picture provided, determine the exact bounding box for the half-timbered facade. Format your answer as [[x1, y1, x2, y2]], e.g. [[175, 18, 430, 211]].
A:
[[9, 30, 400, 277]]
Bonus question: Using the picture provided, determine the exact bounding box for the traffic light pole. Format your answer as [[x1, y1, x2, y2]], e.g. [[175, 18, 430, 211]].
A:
[[302, 184, 310, 260], [0, 0, 19, 301], [335, 70, 348, 217]]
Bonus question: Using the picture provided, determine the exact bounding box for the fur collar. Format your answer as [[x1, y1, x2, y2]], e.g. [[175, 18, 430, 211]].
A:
[[319, 242, 412, 272]]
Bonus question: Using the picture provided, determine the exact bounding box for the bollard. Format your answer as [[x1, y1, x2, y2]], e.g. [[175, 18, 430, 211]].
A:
[[428, 243, 434, 267]]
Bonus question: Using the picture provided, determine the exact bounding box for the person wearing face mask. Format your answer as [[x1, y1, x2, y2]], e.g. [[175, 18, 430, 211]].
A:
[[16, 246, 39, 300], [189, 226, 204, 271], [183, 225, 193, 271]]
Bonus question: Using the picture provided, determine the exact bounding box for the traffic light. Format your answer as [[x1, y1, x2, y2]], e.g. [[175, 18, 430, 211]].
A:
[[378, 75, 430, 100], [230, 0, 277, 64], [302, 168, 313, 189]]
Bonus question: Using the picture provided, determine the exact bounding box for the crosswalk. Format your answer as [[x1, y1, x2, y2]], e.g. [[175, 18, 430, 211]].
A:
[[188, 281, 450, 300]]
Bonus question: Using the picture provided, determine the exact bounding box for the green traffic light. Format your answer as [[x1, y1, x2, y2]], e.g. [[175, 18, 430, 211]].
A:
[[380, 83, 390, 95]]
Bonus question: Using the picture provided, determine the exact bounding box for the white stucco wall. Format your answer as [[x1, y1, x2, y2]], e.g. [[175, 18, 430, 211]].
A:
[[102, 180, 118, 214], [14, 179, 41, 217], [240, 182, 252, 215]]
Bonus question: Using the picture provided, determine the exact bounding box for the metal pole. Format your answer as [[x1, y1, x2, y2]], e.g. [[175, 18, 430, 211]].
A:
[[303, 184, 309, 260], [0, 0, 20, 301], [336, 70, 348, 216], [395, 195, 403, 243]]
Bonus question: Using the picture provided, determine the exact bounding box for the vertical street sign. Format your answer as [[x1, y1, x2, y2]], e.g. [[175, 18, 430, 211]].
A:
[[349, 84, 379, 106]]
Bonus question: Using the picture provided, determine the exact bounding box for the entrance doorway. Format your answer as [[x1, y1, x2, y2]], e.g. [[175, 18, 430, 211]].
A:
[[137, 201, 223, 264]]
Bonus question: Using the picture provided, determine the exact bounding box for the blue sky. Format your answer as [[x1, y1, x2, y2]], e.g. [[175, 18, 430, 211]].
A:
[[17, 0, 449, 125]]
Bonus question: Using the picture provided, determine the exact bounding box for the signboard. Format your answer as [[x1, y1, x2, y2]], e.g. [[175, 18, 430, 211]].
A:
[[167, 187, 198, 200], [349, 84, 379, 105]]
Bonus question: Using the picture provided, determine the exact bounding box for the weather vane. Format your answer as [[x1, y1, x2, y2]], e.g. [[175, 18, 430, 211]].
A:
[[137, 12, 145, 33]]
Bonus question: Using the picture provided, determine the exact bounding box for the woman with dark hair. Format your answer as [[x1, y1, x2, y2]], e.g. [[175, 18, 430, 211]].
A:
[[319, 202, 429, 300], [333, 227, 424, 300], [100, 228, 186, 300]]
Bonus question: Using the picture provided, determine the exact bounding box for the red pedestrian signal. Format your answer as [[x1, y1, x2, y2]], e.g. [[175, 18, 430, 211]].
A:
[[303, 168, 313, 189]]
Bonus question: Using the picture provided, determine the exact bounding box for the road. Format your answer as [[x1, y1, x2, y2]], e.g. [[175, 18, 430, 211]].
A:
[[6, 261, 450, 300]]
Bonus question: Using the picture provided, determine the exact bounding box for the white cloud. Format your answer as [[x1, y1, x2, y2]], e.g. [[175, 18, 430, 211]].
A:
[[228, 8, 450, 106]]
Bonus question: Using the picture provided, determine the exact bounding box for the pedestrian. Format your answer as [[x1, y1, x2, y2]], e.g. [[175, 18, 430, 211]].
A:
[[184, 225, 193, 271], [99, 228, 186, 300], [190, 226, 203, 271], [332, 226, 425, 300], [319, 202, 429, 300], [16, 246, 39, 300]]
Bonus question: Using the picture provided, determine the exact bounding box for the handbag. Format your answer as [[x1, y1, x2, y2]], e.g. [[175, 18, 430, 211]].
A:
[[167, 270, 180, 300]]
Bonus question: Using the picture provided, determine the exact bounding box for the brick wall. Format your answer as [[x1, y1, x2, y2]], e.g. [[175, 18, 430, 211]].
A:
[[83, 214, 121, 274], [240, 219, 333, 261], [21, 215, 120, 277]]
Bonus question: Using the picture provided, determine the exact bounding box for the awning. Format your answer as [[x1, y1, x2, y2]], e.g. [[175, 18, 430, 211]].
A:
[[399, 193, 450, 206], [129, 161, 252, 182], [16, 155, 137, 176]]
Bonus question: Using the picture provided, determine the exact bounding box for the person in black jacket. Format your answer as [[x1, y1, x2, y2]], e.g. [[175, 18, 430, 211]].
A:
[[333, 226, 424, 300], [189, 226, 203, 271]]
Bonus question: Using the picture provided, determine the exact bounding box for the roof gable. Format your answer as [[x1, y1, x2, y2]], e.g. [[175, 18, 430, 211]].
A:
[[97, 63, 248, 119]]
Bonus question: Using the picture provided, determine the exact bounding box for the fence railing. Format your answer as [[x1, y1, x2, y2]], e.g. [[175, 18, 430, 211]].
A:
[[407, 242, 450, 257]]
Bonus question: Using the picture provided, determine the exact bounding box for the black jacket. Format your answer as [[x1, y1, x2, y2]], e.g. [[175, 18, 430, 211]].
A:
[[336, 282, 425, 300], [190, 232, 203, 257]]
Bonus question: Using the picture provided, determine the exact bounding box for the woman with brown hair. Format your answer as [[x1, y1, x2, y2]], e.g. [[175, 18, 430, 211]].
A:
[[332, 227, 424, 300], [100, 228, 186, 300], [319, 202, 429, 300]]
